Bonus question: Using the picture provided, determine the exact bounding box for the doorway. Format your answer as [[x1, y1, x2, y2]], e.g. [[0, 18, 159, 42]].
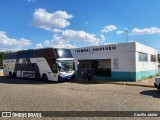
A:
[[78, 59, 111, 77]]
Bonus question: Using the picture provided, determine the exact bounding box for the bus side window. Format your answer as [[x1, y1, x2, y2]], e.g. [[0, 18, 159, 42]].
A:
[[53, 64, 58, 73], [3, 65, 6, 69]]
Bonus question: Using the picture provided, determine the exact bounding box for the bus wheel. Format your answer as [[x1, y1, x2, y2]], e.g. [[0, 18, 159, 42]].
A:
[[9, 72, 12, 77], [13, 72, 17, 78], [42, 74, 48, 81], [35, 73, 41, 80]]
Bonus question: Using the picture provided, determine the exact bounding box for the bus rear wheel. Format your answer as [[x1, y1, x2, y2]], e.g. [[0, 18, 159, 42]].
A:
[[42, 74, 48, 81], [9, 72, 12, 78], [13, 72, 17, 78]]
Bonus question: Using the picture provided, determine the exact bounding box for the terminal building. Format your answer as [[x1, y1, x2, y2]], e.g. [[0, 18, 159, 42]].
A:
[[70, 42, 158, 82]]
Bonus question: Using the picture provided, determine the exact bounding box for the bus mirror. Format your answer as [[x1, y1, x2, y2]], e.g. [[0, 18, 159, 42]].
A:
[[56, 62, 61, 67]]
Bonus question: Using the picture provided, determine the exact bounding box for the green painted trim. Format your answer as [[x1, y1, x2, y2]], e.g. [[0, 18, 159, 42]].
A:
[[136, 70, 158, 81], [75, 70, 158, 82], [91, 72, 136, 82], [112, 72, 136, 81]]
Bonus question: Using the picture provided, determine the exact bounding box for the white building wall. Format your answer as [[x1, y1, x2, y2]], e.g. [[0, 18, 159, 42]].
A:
[[134, 42, 158, 80], [71, 42, 136, 72], [71, 42, 158, 81], [135, 42, 158, 72]]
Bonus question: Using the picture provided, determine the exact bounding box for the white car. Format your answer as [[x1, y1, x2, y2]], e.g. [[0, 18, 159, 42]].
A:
[[154, 76, 160, 90]]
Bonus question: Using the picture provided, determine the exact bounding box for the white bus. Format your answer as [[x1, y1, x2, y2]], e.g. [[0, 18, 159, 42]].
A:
[[3, 48, 76, 82]]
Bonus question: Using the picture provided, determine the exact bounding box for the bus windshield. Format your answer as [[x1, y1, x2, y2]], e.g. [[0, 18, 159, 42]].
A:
[[57, 60, 75, 72]]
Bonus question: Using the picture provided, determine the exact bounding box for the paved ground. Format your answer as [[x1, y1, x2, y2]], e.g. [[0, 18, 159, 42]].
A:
[[108, 76, 156, 88], [0, 75, 160, 119]]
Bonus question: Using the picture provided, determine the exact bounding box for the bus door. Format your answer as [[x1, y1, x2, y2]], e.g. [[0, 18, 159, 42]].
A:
[[3, 64, 9, 76], [50, 63, 58, 81]]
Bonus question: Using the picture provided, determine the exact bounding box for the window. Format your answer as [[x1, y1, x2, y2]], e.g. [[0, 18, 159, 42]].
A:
[[151, 55, 156, 62], [55, 49, 72, 58], [138, 52, 148, 62], [53, 64, 57, 71], [3, 65, 6, 69], [95, 59, 111, 77], [47, 51, 54, 58]]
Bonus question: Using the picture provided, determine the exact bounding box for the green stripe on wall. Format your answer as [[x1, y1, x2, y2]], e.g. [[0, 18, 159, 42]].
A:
[[112, 71, 136, 81], [75, 70, 158, 82], [136, 70, 158, 81], [83, 72, 136, 82]]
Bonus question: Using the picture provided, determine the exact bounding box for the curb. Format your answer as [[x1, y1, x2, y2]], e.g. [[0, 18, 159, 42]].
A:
[[74, 78, 155, 88], [108, 82, 154, 88]]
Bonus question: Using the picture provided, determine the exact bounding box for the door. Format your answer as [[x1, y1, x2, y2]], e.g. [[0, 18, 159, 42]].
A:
[[3, 64, 9, 76]]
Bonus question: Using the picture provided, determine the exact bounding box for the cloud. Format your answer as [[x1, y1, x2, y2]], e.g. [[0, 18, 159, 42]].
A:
[[44, 34, 77, 48], [32, 8, 73, 32], [131, 27, 160, 35], [51, 28, 62, 33], [104, 42, 116, 45], [0, 31, 31, 50], [61, 29, 99, 45], [28, 0, 37, 2], [101, 25, 117, 33], [43, 29, 101, 48], [100, 34, 105, 40], [99, 34, 105, 43], [116, 30, 124, 34], [85, 21, 88, 24], [45, 39, 77, 48], [35, 43, 43, 49]]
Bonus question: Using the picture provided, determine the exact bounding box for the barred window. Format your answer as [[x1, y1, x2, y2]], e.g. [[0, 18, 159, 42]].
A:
[[151, 55, 156, 62], [138, 52, 148, 62]]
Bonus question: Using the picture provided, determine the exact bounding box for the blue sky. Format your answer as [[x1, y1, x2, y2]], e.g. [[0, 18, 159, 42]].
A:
[[0, 0, 160, 52]]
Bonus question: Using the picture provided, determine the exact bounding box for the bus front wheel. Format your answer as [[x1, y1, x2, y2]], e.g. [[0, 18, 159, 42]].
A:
[[42, 74, 48, 81]]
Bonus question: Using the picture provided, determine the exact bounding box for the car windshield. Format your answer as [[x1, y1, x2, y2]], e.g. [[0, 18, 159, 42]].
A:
[[57, 60, 75, 72]]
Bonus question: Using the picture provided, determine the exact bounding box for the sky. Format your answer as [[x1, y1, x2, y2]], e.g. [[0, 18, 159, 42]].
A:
[[0, 0, 160, 52]]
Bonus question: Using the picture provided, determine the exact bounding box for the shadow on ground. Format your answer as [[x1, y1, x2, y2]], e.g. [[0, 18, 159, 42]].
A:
[[70, 78, 116, 85], [0, 76, 58, 85], [0, 76, 113, 85], [140, 90, 160, 98]]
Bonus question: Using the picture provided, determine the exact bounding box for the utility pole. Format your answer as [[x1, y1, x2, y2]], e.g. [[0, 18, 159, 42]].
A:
[[124, 28, 128, 42], [85, 36, 88, 46]]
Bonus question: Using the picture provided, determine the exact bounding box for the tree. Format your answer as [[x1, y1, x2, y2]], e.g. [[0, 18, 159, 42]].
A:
[[0, 52, 4, 68]]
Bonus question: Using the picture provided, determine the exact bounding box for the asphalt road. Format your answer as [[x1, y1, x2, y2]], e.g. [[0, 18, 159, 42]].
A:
[[0, 76, 160, 119]]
